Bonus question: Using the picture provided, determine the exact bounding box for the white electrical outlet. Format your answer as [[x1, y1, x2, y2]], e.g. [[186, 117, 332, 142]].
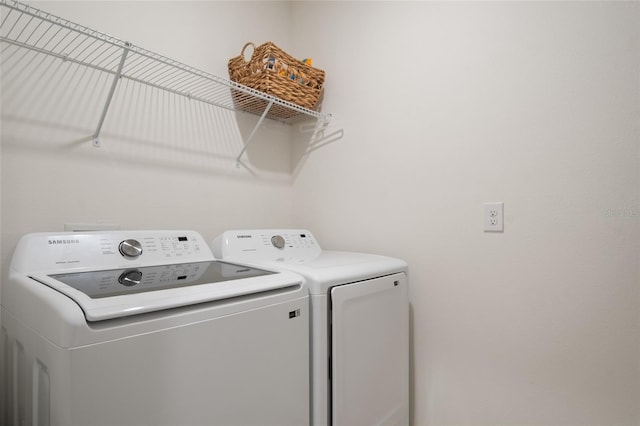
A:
[[483, 202, 504, 232]]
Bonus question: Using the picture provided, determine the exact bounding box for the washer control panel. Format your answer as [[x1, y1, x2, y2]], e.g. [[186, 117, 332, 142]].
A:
[[212, 229, 322, 261], [11, 231, 213, 273]]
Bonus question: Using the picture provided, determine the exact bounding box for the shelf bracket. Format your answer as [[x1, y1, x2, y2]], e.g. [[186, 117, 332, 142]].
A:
[[235, 99, 274, 166], [92, 42, 130, 147], [310, 114, 332, 142]]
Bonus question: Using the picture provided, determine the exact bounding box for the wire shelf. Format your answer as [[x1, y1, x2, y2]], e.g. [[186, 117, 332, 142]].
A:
[[0, 0, 331, 163]]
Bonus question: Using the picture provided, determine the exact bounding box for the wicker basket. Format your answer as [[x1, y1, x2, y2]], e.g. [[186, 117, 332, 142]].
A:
[[228, 42, 325, 119]]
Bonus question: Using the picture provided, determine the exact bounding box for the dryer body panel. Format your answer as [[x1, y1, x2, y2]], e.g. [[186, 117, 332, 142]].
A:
[[330, 273, 409, 426]]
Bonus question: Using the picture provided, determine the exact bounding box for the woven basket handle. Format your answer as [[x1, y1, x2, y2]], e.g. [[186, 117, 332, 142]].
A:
[[240, 42, 255, 62]]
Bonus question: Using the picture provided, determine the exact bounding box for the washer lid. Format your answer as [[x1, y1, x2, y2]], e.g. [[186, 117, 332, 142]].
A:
[[29, 260, 302, 321]]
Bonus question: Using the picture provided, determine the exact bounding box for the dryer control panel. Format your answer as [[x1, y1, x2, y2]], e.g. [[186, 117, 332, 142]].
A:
[[212, 229, 322, 261]]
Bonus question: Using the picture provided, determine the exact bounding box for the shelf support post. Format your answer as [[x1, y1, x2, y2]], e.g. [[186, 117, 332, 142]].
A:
[[93, 42, 130, 147], [235, 99, 274, 166]]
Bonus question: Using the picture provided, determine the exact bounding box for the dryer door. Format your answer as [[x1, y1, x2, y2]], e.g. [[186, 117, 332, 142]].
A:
[[330, 273, 409, 426]]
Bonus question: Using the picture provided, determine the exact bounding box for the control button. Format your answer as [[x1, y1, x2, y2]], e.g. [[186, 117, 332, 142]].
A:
[[271, 235, 285, 249], [119, 239, 143, 259], [118, 270, 142, 286]]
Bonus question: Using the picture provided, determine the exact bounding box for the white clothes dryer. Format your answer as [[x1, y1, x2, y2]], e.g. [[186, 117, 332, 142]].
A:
[[212, 229, 409, 426], [1, 230, 309, 426]]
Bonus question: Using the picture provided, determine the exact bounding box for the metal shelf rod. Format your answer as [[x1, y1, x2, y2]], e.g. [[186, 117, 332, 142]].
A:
[[235, 99, 275, 167], [92, 43, 130, 146]]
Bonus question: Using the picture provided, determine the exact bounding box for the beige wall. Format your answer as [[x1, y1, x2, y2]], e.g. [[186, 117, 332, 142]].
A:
[[2, 1, 639, 425], [291, 2, 640, 425]]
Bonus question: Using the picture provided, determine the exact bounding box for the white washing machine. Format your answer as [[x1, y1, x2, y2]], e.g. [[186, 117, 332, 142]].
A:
[[212, 229, 409, 426], [1, 230, 309, 426]]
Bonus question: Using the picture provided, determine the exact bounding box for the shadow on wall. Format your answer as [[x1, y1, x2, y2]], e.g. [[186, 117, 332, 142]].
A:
[[0, 53, 290, 180], [1, 98, 342, 181], [239, 111, 344, 179], [289, 117, 344, 180]]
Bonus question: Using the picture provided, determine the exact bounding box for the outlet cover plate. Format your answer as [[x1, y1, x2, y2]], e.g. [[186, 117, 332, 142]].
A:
[[483, 202, 504, 232]]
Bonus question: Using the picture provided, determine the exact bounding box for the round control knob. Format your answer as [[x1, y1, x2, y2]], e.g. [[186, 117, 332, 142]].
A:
[[118, 270, 142, 287], [271, 235, 285, 249], [119, 239, 143, 259]]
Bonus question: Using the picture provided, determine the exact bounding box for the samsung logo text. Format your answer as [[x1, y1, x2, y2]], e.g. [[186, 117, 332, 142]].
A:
[[48, 239, 81, 245]]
